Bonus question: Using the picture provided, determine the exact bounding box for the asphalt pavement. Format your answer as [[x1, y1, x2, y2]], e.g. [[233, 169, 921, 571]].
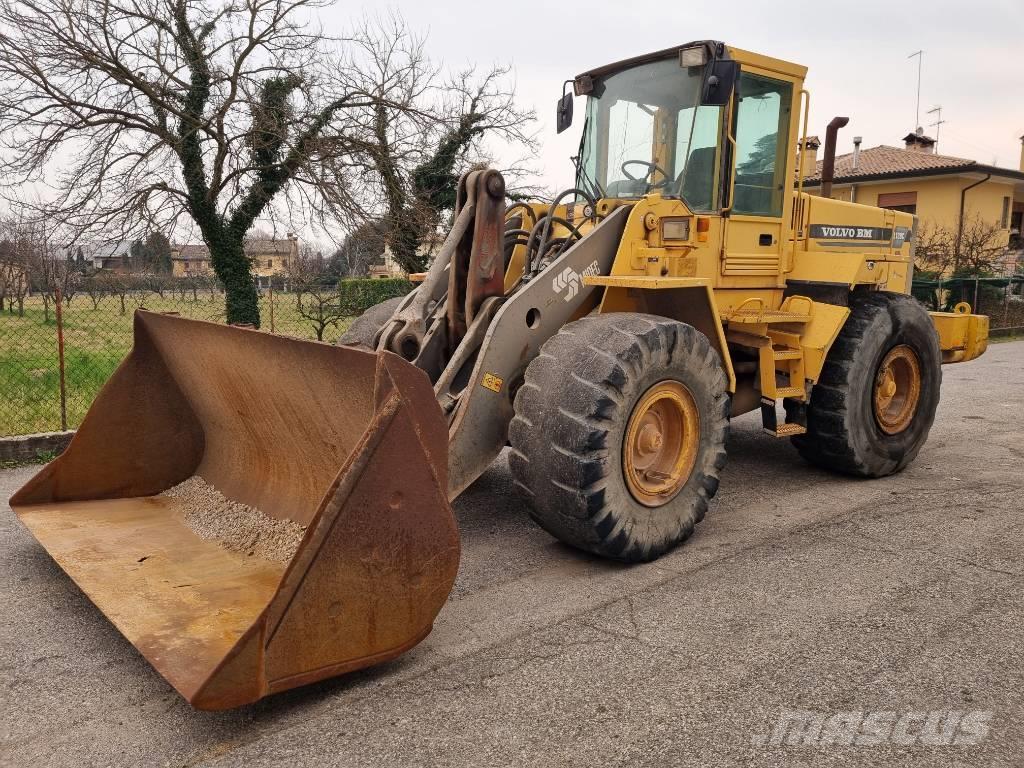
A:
[[2, 340, 1023, 767]]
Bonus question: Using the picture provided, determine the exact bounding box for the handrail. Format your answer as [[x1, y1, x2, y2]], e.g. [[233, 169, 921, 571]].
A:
[[796, 89, 811, 198]]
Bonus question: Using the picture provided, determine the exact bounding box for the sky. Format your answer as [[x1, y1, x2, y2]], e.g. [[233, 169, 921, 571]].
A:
[[339, 0, 1024, 193]]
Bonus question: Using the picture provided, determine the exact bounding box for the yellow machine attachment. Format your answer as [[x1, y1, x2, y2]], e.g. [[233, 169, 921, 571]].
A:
[[930, 302, 989, 363], [11, 311, 459, 710]]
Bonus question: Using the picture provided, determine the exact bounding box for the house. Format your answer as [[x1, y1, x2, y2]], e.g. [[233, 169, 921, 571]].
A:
[[171, 235, 300, 286], [65, 241, 135, 272], [170, 244, 212, 277], [802, 131, 1024, 268], [368, 244, 406, 278]]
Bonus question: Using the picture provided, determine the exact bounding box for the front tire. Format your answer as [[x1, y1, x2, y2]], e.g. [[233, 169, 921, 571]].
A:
[[792, 291, 941, 477], [509, 313, 730, 562]]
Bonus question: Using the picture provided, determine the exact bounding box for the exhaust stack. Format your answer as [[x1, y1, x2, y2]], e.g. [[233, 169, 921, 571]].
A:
[[820, 116, 850, 199]]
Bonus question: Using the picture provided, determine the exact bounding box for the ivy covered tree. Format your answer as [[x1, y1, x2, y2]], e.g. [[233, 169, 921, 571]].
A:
[[0, 1, 457, 325], [348, 22, 538, 274]]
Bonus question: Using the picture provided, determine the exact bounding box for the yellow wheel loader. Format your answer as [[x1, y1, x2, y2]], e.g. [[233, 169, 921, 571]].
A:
[[12, 41, 989, 709]]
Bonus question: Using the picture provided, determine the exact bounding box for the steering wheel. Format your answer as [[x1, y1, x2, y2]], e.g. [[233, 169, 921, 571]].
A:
[[621, 160, 670, 188]]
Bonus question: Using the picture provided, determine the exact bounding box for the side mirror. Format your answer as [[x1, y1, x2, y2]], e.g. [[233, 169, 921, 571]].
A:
[[701, 59, 738, 107], [556, 91, 574, 134]]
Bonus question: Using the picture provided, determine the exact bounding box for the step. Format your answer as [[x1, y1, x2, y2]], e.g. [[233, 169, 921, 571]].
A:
[[772, 347, 802, 360], [727, 308, 811, 325], [764, 423, 807, 438], [773, 386, 806, 399]]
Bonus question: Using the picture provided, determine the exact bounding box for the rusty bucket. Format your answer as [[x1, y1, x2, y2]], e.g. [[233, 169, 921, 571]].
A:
[[10, 311, 459, 710]]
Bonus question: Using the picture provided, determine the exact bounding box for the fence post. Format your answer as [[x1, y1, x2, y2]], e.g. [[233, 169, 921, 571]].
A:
[[269, 283, 276, 333], [54, 285, 68, 432]]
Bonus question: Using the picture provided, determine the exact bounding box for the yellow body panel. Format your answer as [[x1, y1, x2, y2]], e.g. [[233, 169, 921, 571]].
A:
[[591, 275, 736, 392], [822, 175, 1017, 249], [791, 302, 851, 382]]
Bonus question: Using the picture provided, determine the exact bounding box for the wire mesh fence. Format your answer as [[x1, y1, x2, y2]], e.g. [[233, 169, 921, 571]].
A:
[[1, 272, 1022, 438], [0, 283, 354, 437], [913, 274, 1024, 335]]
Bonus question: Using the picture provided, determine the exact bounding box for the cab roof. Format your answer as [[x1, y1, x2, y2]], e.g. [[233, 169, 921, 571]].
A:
[[575, 41, 807, 83]]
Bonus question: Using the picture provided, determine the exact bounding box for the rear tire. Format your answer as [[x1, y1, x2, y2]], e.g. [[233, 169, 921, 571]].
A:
[[337, 296, 405, 348], [792, 291, 941, 477], [509, 313, 729, 562]]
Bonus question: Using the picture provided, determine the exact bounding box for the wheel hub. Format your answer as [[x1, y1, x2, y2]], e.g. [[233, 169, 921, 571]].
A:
[[873, 345, 922, 435], [623, 381, 700, 507]]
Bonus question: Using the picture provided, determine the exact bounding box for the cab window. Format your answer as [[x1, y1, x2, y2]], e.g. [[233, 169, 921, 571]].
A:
[[673, 105, 721, 212], [732, 73, 792, 217]]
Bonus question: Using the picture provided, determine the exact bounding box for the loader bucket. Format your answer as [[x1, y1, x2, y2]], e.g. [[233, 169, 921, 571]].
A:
[[10, 311, 459, 710]]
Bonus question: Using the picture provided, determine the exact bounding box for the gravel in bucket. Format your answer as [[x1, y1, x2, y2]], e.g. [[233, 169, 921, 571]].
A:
[[163, 476, 306, 562]]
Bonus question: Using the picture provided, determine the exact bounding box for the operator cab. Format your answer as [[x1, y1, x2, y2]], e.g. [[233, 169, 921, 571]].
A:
[[560, 41, 797, 221]]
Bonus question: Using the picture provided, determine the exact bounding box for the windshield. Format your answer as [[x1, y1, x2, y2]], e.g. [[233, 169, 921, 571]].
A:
[[577, 57, 724, 210]]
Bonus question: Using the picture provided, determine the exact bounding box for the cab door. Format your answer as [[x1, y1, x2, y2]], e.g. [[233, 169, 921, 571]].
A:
[[721, 71, 795, 280]]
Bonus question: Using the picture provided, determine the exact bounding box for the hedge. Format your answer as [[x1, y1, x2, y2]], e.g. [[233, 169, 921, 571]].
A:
[[337, 277, 414, 316]]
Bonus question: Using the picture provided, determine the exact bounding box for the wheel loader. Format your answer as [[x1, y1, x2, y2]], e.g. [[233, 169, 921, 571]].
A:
[[11, 41, 989, 709]]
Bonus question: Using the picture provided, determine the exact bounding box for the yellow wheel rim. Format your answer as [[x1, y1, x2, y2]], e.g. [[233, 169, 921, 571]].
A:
[[623, 380, 700, 507], [873, 345, 922, 435]]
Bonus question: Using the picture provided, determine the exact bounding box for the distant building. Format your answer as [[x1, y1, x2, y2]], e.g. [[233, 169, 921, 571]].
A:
[[171, 235, 300, 286], [368, 244, 406, 278], [62, 241, 135, 272], [170, 244, 211, 277]]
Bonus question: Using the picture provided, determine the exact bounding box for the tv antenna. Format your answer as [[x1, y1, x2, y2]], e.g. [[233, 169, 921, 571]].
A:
[[908, 50, 924, 130], [927, 105, 946, 154]]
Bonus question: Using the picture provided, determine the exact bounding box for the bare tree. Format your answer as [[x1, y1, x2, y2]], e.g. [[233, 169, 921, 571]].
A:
[[82, 271, 107, 310], [97, 271, 132, 316], [0, 214, 75, 321], [327, 219, 385, 279], [0, 235, 30, 316], [288, 248, 344, 340], [917, 216, 1011, 277], [0, 0, 446, 326], [913, 216, 1014, 312], [914, 222, 958, 278], [345, 19, 538, 273]]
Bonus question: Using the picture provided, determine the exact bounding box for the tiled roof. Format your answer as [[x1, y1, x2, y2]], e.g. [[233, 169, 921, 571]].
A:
[[171, 239, 297, 261], [805, 145, 977, 183], [60, 242, 134, 261], [172, 244, 210, 261], [246, 239, 296, 255]]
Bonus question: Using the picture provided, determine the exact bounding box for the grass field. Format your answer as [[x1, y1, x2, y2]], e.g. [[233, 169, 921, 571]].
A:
[[0, 291, 352, 436]]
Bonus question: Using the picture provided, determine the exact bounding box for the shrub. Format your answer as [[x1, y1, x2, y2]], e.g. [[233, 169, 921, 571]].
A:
[[337, 277, 413, 316]]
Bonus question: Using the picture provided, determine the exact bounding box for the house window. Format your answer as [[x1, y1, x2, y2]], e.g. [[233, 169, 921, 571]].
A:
[[267, 259, 274, 269], [1001, 196, 1011, 229], [877, 191, 917, 215]]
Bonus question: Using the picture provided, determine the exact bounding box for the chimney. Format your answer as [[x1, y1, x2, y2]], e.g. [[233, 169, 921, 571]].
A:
[[852, 136, 862, 170], [903, 128, 937, 154], [1019, 134, 1024, 173], [799, 135, 821, 167]]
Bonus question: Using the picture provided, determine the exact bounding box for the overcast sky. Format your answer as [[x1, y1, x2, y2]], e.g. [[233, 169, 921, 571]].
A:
[[340, 0, 1024, 192]]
